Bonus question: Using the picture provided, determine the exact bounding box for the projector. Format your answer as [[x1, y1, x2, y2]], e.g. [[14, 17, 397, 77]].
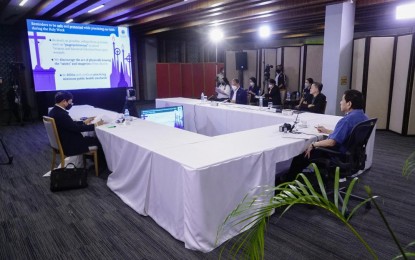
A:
[[126, 88, 136, 100]]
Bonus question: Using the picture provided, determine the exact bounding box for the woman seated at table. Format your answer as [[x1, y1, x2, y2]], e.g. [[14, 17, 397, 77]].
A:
[[215, 77, 231, 101], [264, 79, 281, 106], [247, 77, 260, 105], [295, 77, 313, 109], [298, 82, 326, 114]]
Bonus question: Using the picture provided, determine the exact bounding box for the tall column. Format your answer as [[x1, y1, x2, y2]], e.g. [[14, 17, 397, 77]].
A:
[[322, 2, 355, 115]]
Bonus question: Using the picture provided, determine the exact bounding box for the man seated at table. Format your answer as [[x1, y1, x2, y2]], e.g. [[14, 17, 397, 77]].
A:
[[229, 78, 247, 104], [297, 82, 326, 114], [48, 91, 103, 157], [283, 89, 368, 182]]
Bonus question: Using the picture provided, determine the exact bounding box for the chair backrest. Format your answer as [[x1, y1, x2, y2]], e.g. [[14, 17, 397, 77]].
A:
[[280, 89, 286, 105], [291, 91, 299, 100], [343, 118, 377, 174], [322, 100, 327, 114], [43, 116, 64, 154]]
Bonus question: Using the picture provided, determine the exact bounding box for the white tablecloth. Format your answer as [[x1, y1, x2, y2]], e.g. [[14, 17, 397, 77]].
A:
[[96, 119, 211, 215], [93, 98, 375, 252]]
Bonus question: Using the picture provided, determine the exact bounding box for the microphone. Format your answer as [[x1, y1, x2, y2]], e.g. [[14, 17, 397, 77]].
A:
[[207, 95, 215, 101], [290, 112, 300, 133]]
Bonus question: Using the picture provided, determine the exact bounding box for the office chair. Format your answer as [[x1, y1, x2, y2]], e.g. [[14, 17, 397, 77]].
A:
[[311, 118, 377, 209], [280, 89, 287, 107], [43, 116, 99, 176], [322, 100, 327, 114]]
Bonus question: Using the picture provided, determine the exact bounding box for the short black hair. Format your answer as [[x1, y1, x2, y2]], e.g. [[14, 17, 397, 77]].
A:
[[344, 89, 364, 109], [249, 77, 257, 85], [55, 91, 73, 103], [306, 78, 314, 84], [269, 79, 276, 85], [312, 82, 323, 92]]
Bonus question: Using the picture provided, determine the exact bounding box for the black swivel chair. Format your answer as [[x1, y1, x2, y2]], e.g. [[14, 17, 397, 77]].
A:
[[311, 118, 377, 208]]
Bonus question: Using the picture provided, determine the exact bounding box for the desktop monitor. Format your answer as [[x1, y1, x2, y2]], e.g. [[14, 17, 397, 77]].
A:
[[140, 106, 184, 129]]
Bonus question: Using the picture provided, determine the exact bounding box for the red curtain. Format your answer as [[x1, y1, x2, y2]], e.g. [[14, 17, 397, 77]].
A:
[[156, 63, 223, 99]]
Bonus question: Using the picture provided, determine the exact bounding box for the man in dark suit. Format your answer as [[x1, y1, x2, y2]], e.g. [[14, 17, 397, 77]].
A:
[[48, 91, 102, 156], [299, 82, 326, 114], [229, 78, 247, 105]]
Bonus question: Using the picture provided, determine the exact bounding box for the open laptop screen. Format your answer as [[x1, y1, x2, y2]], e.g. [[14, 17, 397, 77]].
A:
[[140, 106, 184, 129]]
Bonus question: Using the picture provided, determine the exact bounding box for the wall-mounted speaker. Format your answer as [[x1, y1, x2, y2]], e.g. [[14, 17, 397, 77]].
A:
[[235, 52, 248, 70]]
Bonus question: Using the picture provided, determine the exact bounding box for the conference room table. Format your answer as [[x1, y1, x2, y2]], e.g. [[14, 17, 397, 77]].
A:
[[92, 98, 375, 253]]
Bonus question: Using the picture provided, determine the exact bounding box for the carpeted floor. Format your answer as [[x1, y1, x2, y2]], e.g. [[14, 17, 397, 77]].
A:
[[0, 121, 414, 259]]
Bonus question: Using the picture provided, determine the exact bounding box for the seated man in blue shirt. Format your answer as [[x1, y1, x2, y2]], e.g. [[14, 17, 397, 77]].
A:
[[283, 89, 369, 181]]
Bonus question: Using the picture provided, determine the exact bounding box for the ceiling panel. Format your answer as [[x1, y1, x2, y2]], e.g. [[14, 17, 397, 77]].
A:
[[0, 0, 411, 40]]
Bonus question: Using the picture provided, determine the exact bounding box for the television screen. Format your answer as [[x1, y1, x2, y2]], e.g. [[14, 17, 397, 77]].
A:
[[141, 106, 184, 129], [26, 19, 132, 92]]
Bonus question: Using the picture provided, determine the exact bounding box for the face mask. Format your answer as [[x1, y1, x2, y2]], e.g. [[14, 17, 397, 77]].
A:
[[231, 85, 237, 91], [268, 85, 273, 88], [249, 82, 254, 86], [66, 103, 73, 110], [305, 83, 310, 88], [276, 70, 281, 74]]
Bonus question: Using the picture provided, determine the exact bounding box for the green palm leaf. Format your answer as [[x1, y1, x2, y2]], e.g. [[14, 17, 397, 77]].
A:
[[218, 164, 377, 260], [403, 151, 415, 178]]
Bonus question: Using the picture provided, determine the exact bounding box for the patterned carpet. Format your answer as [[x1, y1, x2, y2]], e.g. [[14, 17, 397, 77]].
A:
[[0, 122, 414, 259]]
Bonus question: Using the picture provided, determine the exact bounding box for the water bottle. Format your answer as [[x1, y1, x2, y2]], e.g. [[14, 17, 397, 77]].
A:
[[124, 108, 130, 122], [286, 91, 291, 101], [259, 96, 263, 108], [201, 92, 205, 102]]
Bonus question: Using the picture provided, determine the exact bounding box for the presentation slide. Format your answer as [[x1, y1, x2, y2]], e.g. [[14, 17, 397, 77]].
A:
[[26, 19, 133, 92]]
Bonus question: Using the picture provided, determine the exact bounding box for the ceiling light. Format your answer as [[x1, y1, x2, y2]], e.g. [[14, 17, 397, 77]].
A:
[[259, 25, 271, 38], [19, 0, 29, 6], [65, 19, 73, 23], [88, 4, 105, 13], [209, 28, 224, 43], [397, 3, 415, 20], [396, 3, 415, 20]]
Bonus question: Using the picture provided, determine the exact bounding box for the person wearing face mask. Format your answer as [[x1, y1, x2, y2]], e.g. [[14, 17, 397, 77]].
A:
[[229, 78, 247, 104], [48, 91, 103, 156], [295, 78, 314, 109], [247, 77, 260, 105], [264, 79, 282, 106], [274, 64, 287, 89], [215, 77, 231, 101]]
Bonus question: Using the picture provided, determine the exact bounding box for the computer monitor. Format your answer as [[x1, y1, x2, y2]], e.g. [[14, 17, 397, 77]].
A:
[[140, 106, 184, 129]]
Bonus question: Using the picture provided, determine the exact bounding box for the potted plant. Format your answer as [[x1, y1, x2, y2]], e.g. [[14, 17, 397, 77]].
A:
[[218, 151, 415, 259]]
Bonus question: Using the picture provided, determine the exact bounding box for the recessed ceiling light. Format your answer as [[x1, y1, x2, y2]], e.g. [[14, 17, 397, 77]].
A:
[[88, 4, 105, 13], [19, 0, 29, 7], [259, 25, 271, 38], [65, 19, 73, 23]]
